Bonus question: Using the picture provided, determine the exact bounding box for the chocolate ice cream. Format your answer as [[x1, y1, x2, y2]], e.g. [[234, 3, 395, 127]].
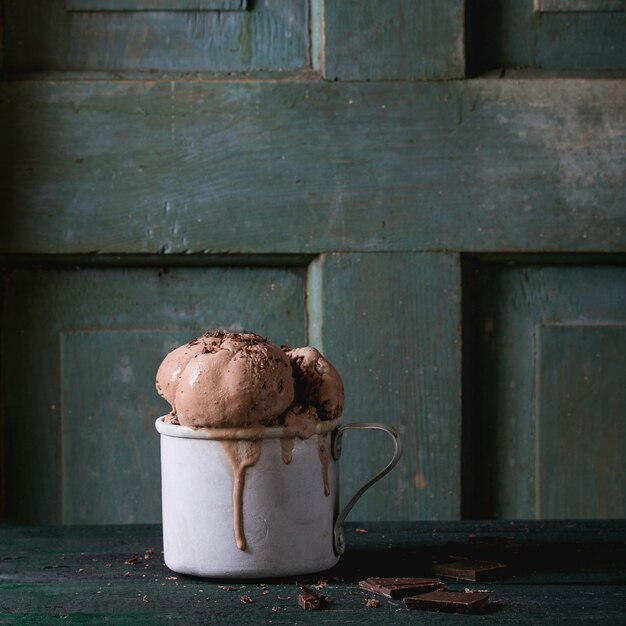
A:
[[156, 331, 294, 428], [284, 346, 344, 420], [156, 330, 344, 550]]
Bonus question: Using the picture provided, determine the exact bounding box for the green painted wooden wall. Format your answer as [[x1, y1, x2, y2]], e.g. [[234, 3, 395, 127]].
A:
[[462, 260, 626, 519], [0, 0, 624, 524], [1, 265, 306, 523], [466, 0, 626, 74]]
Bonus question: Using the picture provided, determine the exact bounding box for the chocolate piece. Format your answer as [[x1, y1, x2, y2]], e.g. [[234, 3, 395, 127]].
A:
[[359, 577, 445, 599], [296, 583, 330, 611], [468, 535, 519, 549], [404, 590, 490, 613], [365, 597, 380, 608], [432, 559, 507, 581], [444, 535, 521, 562]]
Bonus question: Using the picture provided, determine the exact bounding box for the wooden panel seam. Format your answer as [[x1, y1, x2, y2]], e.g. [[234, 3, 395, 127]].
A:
[[534, 0, 626, 12], [66, 0, 248, 11]]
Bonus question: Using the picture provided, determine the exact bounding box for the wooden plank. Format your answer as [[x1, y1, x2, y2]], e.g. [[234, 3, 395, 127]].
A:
[[463, 263, 626, 519], [309, 252, 461, 521], [61, 331, 184, 524], [316, 0, 465, 80], [1, 522, 625, 623], [4, 0, 306, 72], [310, 0, 324, 73], [67, 0, 248, 10], [537, 12, 626, 70], [1, 79, 624, 255], [1, 266, 306, 523], [536, 324, 626, 518]]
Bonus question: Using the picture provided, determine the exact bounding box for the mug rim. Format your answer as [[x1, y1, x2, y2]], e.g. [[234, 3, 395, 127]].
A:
[[155, 415, 343, 440]]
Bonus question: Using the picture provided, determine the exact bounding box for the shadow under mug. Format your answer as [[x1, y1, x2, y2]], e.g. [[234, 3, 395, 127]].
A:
[[155, 416, 402, 578]]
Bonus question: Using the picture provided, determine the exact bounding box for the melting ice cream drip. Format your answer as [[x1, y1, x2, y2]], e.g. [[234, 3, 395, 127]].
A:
[[317, 433, 331, 497], [223, 428, 333, 552], [221, 438, 263, 551], [282, 433, 331, 491], [280, 436, 295, 464]]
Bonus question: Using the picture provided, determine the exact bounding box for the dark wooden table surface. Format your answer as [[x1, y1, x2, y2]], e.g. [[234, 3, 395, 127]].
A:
[[1, 520, 625, 624]]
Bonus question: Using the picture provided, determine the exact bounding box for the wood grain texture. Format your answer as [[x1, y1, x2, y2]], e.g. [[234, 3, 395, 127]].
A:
[[536, 324, 626, 518], [309, 253, 461, 521], [61, 331, 180, 524], [1, 266, 306, 523], [1, 521, 625, 624], [4, 0, 306, 72], [462, 262, 626, 519], [1, 78, 623, 255], [318, 0, 464, 80]]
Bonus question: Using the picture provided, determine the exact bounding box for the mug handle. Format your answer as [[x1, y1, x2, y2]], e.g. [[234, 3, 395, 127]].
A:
[[331, 423, 402, 555]]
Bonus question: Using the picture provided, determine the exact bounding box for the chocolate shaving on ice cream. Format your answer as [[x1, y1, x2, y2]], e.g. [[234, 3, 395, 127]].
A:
[[156, 330, 345, 551]]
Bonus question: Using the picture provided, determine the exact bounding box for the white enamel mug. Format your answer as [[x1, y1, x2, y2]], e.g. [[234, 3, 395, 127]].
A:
[[155, 416, 401, 578]]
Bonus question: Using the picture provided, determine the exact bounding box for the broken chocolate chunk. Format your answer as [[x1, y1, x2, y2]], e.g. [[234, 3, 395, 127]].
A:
[[359, 577, 445, 599], [296, 583, 330, 611], [404, 590, 491, 613], [432, 559, 507, 581]]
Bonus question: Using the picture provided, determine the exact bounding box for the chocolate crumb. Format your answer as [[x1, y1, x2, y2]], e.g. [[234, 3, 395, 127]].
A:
[[124, 571, 131, 577], [143, 549, 154, 560], [355, 528, 368, 533], [365, 597, 380, 608], [142, 595, 148, 603], [104, 563, 112, 568], [219, 585, 234, 591], [78, 568, 85, 573], [124, 555, 140, 565], [240, 595, 254, 604], [166, 576, 177, 581]]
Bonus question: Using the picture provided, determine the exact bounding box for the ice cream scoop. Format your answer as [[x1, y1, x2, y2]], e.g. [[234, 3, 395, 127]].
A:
[[284, 347, 344, 420], [156, 331, 294, 428]]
